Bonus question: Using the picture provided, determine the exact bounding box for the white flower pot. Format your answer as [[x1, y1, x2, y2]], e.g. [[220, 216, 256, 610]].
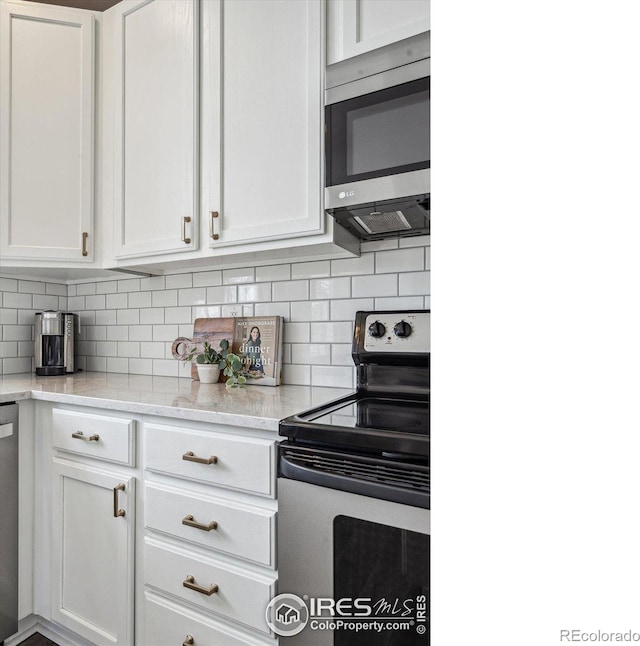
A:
[[197, 364, 221, 384]]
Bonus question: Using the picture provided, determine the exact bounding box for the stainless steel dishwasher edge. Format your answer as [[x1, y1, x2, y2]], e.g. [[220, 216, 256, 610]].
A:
[[0, 403, 18, 643]]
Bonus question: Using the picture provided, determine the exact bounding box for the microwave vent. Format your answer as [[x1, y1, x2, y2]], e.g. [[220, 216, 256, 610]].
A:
[[354, 210, 411, 235]]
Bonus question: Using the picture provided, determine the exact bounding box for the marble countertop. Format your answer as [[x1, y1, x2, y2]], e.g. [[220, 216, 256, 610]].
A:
[[0, 372, 352, 432]]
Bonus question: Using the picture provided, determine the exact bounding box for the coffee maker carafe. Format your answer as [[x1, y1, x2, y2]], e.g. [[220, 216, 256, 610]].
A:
[[35, 311, 76, 376]]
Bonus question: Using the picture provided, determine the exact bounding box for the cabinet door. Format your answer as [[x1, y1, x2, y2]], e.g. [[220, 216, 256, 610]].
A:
[[113, 0, 198, 259], [0, 2, 94, 261], [202, 0, 324, 248], [327, 0, 430, 65], [51, 459, 135, 646]]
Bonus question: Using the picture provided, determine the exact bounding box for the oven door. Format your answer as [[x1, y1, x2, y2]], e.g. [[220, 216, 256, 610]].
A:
[[277, 474, 430, 644]]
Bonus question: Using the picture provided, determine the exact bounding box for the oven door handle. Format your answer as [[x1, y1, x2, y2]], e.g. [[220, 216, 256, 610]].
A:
[[279, 454, 429, 509]]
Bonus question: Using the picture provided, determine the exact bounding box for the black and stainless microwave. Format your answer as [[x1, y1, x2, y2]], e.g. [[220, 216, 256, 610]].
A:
[[325, 38, 430, 241]]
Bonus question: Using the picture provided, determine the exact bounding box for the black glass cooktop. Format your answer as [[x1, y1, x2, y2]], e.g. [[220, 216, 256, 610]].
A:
[[279, 394, 429, 459]]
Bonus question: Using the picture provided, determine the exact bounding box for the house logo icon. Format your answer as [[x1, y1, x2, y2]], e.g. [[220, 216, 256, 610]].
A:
[[265, 593, 309, 636]]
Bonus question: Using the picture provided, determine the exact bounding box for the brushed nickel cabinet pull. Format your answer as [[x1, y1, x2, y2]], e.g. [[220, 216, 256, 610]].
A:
[[209, 211, 219, 240], [183, 575, 218, 596], [71, 431, 100, 442], [182, 216, 192, 244], [113, 483, 125, 518], [182, 451, 218, 465], [183, 637, 194, 646], [182, 514, 218, 532], [82, 231, 88, 256]]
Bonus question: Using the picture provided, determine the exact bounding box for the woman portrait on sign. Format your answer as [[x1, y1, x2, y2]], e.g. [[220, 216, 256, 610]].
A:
[[242, 326, 264, 374]]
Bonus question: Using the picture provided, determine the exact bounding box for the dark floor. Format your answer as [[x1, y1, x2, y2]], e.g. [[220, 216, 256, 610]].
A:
[[18, 633, 58, 646]]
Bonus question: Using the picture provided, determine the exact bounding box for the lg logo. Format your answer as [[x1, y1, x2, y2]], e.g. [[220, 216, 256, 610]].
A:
[[338, 191, 355, 199]]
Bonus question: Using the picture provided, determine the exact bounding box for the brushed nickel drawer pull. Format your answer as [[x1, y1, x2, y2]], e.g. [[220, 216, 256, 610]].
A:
[[183, 575, 218, 596], [113, 483, 126, 518], [182, 451, 218, 465], [72, 431, 100, 442], [182, 216, 192, 244], [209, 211, 219, 240], [182, 514, 218, 532], [183, 637, 194, 646], [82, 231, 88, 256]]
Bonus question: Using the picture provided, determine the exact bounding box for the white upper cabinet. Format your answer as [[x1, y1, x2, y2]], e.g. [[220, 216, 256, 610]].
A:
[[327, 0, 430, 65], [202, 0, 324, 248], [0, 1, 95, 261], [112, 0, 199, 260]]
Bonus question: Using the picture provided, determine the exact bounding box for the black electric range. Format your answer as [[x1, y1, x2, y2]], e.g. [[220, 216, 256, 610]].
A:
[[279, 310, 430, 508]]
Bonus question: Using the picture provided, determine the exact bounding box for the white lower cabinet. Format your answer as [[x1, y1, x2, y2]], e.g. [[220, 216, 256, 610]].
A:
[[50, 459, 135, 646], [141, 418, 278, 645]]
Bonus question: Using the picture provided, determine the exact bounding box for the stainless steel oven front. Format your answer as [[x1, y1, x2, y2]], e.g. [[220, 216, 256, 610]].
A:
[[276, 458, 430, 645]]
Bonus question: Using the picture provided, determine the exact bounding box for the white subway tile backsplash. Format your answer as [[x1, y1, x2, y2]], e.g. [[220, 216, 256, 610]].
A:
[[311, 321, 352, 343], [375, 296, 424, 310], [85, 294, 106, 310], [96, 281, 118, 294], [311, 366, 354, 389], [152, 290, 178, 308], [206, 285, 237, 303], [291, 343, 331, 365], [223, 268, 255, 284], [273, 280, 308, 301], [352, 274, 397, 298], [254, 302, 290, 319], [376, 247, 424, 273], [107, 326, 129, 341], [18, 280, 46, 294], [46, 282, 67, 296], [117, 309, 140, 325], [1, 247, 429, 381], [140, 276, 165, 291], [192, 271, 222, 287], [291, 300, 330, 322], [178, 288, 207, 306], [140, 308, 165, 325], [238, 283, 271, 303], [106, 293, 128, 309], [165, 274, 193, 289], [128, 291, 152, 308], [310, 277, 350, 300], [331, 254, 374, 277], [399, 271, 430, 296], [291, 261, 330, 279], [77, 282, 96, 296], [284, 322, 310, 343], [4, 292, 32, 309], [256, 264, 290, 282], [330, 298, 374, 321]]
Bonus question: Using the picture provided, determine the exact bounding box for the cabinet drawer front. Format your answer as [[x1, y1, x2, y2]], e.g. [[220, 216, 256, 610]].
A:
[[145, 483, 275, 567], [52, 409, 136, 466], [145, 423, 275, 496], [144, 592, 275, 646], [145, 540, 276, 635]]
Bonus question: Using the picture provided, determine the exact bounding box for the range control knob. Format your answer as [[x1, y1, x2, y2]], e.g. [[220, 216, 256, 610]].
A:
[[368, 321, 386, 338], [394, 320, 413, 338]]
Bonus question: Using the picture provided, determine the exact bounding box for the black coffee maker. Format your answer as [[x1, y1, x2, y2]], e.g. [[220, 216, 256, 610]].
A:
[[35, 311, 76, 376]]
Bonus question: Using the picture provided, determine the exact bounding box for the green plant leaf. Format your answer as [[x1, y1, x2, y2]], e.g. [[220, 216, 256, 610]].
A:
[[220, 339, 229, 350]]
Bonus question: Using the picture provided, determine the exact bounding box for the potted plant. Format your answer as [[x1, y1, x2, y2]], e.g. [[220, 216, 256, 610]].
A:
[[184, 340, 224, 384]]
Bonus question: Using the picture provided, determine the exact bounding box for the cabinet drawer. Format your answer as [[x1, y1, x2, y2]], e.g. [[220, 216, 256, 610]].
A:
[[145, 539, 276, 635], [144, 592, 274, 646], [145, 423, 276, 497], [52, 409, 136, 466], [145, 482, 275, 568]]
